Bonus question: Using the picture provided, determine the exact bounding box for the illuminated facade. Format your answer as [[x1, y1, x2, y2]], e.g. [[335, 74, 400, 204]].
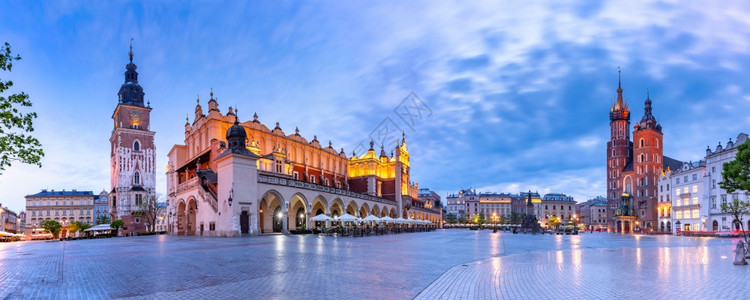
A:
[[166, 95, 440, 236], [540, 193, 575, 225], [576, 196, 607, 230], [658, 161, 706, 232], [24, 190, 97, 237], [0, 203, 19, 233], [606, 72, 682, 232], [447, 189, 542, 221], [109, 44, 156, 235], [705, 133, 750, 231]]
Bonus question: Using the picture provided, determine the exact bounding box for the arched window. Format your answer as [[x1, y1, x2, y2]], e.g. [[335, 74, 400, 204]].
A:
[[639, 138, 645, 147], [640, 154, 645, 163], [134, 172, 140, 185], [133, 140, 141, 151]]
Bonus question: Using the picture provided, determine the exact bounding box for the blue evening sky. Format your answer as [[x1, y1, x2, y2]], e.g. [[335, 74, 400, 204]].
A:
[[1, 1, 749, 211]]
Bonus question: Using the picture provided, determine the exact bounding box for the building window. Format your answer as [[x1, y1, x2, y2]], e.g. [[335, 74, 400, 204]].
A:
[[721, 195, 727, 205], [293, 171, 299, 180], [134, 140, 141, 151], [692, 174, 697, 181], [135, 194, 143, 206], [711, 197, 716, 209], [135, 217, 140, 223], [692, 185, 698, 193], [134, 172, 140, 185], [310, 176, 316, 184], [209, 222, 216, 231]]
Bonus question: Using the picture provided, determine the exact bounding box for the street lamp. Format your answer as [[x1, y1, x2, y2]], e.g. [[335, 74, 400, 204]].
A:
[[492, 212, 498, 233]]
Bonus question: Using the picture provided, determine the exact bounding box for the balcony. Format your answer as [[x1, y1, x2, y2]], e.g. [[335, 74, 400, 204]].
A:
[[176, 177, 200, 194]]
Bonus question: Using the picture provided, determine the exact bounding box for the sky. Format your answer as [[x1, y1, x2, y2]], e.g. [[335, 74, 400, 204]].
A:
[[1, 1, 750, 212]]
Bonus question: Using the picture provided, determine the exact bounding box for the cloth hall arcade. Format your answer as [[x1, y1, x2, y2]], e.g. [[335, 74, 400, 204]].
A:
[[166, 94, 442, 236]]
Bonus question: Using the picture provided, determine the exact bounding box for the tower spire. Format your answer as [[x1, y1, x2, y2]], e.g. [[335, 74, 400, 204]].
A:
[[615, 67, 623, 109], [129, 37, 134, 63]]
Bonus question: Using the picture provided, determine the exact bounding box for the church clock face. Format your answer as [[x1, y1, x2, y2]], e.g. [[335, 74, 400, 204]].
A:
[[129, 111, 141, 123]]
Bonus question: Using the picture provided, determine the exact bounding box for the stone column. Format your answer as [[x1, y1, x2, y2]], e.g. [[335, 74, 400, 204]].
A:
[[282, 210, 289, 234]]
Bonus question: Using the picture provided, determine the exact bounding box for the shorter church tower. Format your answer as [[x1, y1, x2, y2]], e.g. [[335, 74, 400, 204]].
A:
[[631, 92, 663, 229]]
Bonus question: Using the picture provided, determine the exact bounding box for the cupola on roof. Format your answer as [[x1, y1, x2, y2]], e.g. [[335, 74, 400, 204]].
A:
[[118, 39, 145, 107]]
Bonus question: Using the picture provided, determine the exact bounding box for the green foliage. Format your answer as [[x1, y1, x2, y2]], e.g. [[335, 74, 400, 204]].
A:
[[68, 221, 81, 234], [719, 139, 750, 193], [132, 194, 165, 232], [0, 42, 44, 173], [510, 212, 522, 224], [548, 216, 561, 228], [472, 213, 486, 225], [458, 215, 468, 224], [721, 199, 750, 244], [41, 220, 61, 235], [445, 213, 457, 224], [96, 214, 111, 225], [110, 219, 124, 229]]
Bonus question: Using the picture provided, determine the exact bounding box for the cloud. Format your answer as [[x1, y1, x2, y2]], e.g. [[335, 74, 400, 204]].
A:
[[2, 1, 750, 211]]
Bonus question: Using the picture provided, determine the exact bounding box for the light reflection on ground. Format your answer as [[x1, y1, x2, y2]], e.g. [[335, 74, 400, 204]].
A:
[[0, 230, 747, 299]]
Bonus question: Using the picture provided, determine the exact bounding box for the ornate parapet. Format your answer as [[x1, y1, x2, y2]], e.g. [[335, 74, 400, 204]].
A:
[[258, 174, 398, 206]]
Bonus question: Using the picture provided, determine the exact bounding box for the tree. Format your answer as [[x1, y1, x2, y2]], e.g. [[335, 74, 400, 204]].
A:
[[132, 194, 165, 232], [721, 199, 750, 244], [110, 219, 124, 236], [96, 214, 111, 225], [0, 42, 44, 174], [41, 220, 61, 238], [68, 221, 91, 237], [548, 216, 561, 229], [445, 213, 457, 224], [719, 139, 750, 244], [719, 139, 750, 193], [68, 221, 81, 237], [510, 212, 522, 224], [472, 213, 486, 225]]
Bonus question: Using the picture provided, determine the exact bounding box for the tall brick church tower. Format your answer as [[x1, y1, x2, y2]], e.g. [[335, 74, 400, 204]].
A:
[[606, 71, 679, 232], [109, 42, 156, 235]]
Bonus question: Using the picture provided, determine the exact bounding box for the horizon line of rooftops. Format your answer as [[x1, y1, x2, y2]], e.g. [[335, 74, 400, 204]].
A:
[[446, 189, 578, 202]]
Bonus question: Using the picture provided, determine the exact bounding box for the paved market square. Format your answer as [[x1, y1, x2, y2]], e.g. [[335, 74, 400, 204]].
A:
[[0, 230, 749, 299]]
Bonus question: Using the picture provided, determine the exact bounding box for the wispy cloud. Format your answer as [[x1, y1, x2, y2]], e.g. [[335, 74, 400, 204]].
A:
[[0, 1, 749, 211]]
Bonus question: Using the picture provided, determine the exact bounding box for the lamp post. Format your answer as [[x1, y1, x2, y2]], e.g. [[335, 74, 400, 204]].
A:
[[492, 212, 498, 233]]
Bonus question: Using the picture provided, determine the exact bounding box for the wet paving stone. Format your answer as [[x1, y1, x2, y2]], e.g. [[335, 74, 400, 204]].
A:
[[0, 231, 747, 299]]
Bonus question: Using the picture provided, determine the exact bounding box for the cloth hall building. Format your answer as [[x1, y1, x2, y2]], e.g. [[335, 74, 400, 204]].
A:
[[166, 95, 441, 236]]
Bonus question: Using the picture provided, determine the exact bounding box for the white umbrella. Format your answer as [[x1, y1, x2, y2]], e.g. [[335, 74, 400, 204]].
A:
[[84, 224, 114, 232], [394, 217, 407, 224], [311, 214, 333, 222], [379, 216, 395, 223], [336, 213, 359, 222], [362, 215, 380, 222]]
